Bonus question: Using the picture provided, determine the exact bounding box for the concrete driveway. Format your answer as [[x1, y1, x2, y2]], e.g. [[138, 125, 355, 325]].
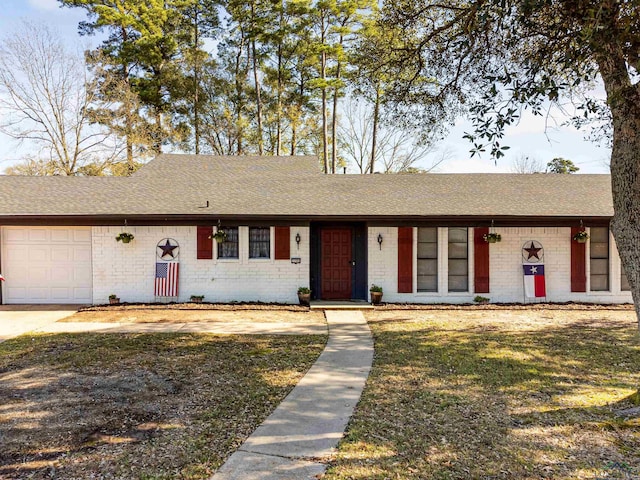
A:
[[0, 305, 81, 342]]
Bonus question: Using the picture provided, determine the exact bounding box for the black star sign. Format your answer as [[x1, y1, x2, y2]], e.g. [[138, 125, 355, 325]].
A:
[[524, 241, 542, 260], [159, 239, 178, 259]]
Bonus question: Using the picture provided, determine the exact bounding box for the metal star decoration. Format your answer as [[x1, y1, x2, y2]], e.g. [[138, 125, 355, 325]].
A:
[[157, 239, 179, 259], [524, 241, 542, 260]]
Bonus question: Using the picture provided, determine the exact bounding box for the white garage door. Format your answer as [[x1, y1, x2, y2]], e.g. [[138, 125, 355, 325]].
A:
[[1, 227, 92, 304]]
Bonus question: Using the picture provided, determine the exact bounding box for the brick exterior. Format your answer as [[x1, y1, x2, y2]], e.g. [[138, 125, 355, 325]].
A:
[[92, 226, 309, 304], [3, 224, 626, 305], [367, 226, 631, 304]]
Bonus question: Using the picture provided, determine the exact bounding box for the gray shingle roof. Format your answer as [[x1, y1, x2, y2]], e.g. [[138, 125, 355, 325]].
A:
[[0, 154, 613, 219]]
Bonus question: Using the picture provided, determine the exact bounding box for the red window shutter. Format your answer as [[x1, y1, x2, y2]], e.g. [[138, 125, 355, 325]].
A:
[[397, 227, 413, 293], [197, 226, 213, 260], [571, 226, 587, 292], [275, 226, 290, 260], [474, 227, 490, 293]]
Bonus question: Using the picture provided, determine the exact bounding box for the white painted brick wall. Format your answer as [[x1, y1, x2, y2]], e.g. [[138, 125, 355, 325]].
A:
[[92, 226, 309, 304], [367, 226, 632, 304]]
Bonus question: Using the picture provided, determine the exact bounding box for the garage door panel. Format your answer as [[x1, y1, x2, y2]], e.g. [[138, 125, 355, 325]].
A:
[[74, 287, 92, 302], [56, 266, 74, 282], [75, 265, 92, 283], [29, 247, 49, 263], [4, 229, 26, 243], [6, 287, 27, 302], [74, 246, 92, 263], [2, 227, 92, 304], [28, 229, 48, 243], [51, 287, 71, 300], [50, 229, 71, 242], [51, 246, 72, 261], [28, 288, 49, 301], [73, 229, 92, 243], [28, 267, 49, 283]]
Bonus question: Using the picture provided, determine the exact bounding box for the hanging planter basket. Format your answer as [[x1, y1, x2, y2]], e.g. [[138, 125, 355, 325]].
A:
[[483, 233, 501, 243], [573, 231, 589, 243], [210, 230, 227, 244], [115, 232, 134, 243]]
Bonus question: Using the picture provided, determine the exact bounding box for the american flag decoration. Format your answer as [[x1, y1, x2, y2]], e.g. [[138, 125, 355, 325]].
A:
[[155, 262, 179, 297]]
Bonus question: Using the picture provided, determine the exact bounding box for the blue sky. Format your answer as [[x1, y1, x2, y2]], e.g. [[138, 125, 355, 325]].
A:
[[0, 0, 612, 174]]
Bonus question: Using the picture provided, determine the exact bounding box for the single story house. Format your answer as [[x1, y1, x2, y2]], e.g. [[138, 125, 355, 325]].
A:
[[0, 154, 631, 305]]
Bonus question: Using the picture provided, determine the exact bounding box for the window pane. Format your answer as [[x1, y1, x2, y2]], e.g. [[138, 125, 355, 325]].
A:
[[590, 243, 609, 259], [417, 259, 437, 276], [448, 258, 468, 276], [448, 275, 468, 292], [590, 258, 609, 275], [417, 228, 438, 292], [417, 242, 438, 258], [590, 227, 609, 242], [591, 275, 609, 291], [448, 228, 468, 292], [448, 243, 468, 259], [249, 227, 270, 259], [621, 264, 631, 291], [218, 227, 238, 259], [590, 227, 609, 291], [417, 275, 437, 292], [418, 227, 437, 242], [448, 227, 467, 243]]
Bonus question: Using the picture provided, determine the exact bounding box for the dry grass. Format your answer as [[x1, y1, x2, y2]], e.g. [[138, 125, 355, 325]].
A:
[[0, 332, 326, 479], [62, 305, 325, 324], [326, 309, 640, 480]]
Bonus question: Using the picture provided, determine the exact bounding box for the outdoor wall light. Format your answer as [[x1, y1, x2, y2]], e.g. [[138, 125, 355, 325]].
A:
[[295, 232, 301, 248], [377, 233, 383, 250]]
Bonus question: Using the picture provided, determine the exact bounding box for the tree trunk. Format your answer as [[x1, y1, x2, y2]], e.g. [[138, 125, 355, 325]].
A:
[[331, 57, 342, 175], [235, 34, 245, 155], [291, 122, 297, 155], [276, 44, 283, 156], [193, 11, 200, 155], [321, 52, 328, 173], [369, 83, 381, 174], [597, 49, 640, 329], [252, 37, 264, 155]]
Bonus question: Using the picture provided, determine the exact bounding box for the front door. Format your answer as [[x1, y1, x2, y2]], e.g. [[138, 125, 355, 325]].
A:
[[321, 228, 352, 299]]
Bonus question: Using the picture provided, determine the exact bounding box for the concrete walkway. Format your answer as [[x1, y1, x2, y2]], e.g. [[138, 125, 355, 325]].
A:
[[0, 306, 79, 342], [211, 310, 374, 480]]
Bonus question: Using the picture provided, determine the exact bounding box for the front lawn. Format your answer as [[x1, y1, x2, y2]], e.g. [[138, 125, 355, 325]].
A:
[[0, 332, 326, 479], [327, 308, 640, 480]]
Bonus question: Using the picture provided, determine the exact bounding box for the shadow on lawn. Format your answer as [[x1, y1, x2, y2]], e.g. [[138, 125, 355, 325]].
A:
[[328, 322, 640, 480], [0, 332, 326, 480]]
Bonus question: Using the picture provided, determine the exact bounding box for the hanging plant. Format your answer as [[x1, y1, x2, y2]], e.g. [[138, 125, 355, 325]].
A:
[[115, 232, 135, 243], [483, 232, 502, 243], [573, 230, 589, 243], [210, 229, 227, 243]]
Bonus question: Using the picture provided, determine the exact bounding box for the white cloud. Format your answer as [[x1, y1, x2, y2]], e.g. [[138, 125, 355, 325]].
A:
[[27, 0, 59, 11]]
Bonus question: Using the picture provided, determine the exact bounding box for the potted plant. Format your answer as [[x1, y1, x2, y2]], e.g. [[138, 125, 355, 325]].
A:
[[483, 232, 502, 243], [474, 295, 490, 305], [115, 232, 135, 243], [297, 287, 311, 306], [370, 284, 383, 305], [210, 229, 227, 244], [108, 294, 120, 305], [573, 230, 589, 243], [190, 295, 205, 304]]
